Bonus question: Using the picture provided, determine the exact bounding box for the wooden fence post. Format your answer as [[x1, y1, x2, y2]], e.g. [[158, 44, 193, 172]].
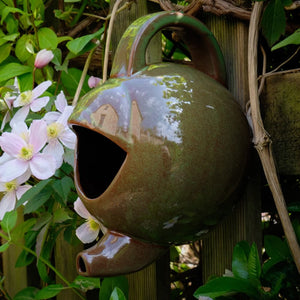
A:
[[200, 14, 262, 282]]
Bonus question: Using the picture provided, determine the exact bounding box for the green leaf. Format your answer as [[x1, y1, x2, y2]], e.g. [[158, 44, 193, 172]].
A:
[[15, 34, 34, 62], [37, 28, 58, 50], [11, 218, 36, 241], [1, 210, 18, 233], [0, 43, 12, 63], [18, 72, 33, 92], [110, 287, 127, 300], [17, 179, 53, 213], [1, 6, 26, 24], [35, 222, 50, 258], [0, 242, 10, 252], [288, 202, 300, 212], [247, 243, 261, 280], [13, 286, 39, 300], [0, 62, 32, 82], [35, 284, 64, 299], [232, 242, 249, 279], [261, 0, 286, 46], [51, 176, 74, 204], [32, 213, 52, 231], [99, 276, 129, 300], [264, 235, 291, 261], [272, 29, 300, 51], [71, 275, 100, 292], [53, 208, 72, 223], [66, 26, 104, 54], [0, 32, 19, 45], [193, 277, 261, 299], [61, 67, 90, 97]]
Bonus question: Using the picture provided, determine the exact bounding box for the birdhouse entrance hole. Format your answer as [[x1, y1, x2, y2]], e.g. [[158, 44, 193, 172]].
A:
[[72, 125, 127, 199]]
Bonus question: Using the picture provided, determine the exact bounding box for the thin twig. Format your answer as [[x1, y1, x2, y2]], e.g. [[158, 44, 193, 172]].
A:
[[102, 0, 123, 82], [248, 2, 300, 273], [72, 42, 99, 107], [258, 45, 267, 96]]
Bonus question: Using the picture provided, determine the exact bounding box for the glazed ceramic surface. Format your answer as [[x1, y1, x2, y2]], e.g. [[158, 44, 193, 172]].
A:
[[68, 11, 250, 276]]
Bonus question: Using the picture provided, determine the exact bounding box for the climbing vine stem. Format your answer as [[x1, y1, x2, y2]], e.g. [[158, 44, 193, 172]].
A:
[[248, 1, 300, 273]]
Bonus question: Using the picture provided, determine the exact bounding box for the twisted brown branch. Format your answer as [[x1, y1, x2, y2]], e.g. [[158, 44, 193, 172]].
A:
[[248, 2, 300, 273]]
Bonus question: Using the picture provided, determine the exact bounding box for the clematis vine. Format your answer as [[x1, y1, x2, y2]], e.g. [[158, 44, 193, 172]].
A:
[[0, 119, 56, 181], [10, 80, 52, 126], [74, 197, 107, 244], [0, 170, 32, 220]]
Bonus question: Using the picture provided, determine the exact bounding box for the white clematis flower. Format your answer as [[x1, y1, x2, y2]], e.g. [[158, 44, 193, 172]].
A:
[[74, 197, 106, 244]]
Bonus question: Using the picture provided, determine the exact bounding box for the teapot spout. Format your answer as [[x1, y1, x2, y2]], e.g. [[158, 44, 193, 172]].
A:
[[76, 230, 168, 277]]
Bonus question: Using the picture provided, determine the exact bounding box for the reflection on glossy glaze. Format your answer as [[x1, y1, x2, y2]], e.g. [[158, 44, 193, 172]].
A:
[[68, 11, 250, 277]]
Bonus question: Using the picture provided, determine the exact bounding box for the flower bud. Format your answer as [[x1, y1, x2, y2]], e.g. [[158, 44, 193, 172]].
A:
[[88, 76, 102, 88], [34, 49, 54, 69]]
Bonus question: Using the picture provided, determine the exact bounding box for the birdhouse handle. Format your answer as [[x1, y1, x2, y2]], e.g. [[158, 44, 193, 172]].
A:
[[110, 11, 227, 86]]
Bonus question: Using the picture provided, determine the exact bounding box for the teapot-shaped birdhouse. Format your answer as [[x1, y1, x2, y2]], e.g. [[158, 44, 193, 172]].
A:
[[68, 11, 250, 277]]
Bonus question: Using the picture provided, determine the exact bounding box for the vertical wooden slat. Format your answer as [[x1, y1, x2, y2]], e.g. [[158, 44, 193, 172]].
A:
[[2, 207, 28, 297], [201, 14, 262, 282], [55, 233, 84, 300]]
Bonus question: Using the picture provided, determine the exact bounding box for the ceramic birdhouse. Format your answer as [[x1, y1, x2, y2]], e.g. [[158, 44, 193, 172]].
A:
[[68, 11, 250, 277]]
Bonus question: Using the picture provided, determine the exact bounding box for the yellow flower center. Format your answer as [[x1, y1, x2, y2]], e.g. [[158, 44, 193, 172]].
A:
[[19, 145, 33, 160], [5, 180, 17, 192], [47, 123, 64, 139], [87, 217, 100, 232], [19, 91, 33, 106]]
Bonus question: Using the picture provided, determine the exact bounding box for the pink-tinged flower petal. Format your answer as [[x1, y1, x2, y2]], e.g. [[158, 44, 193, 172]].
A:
[[34, 50, 54, 69], [0, 191, 16, 220], [43, 111, 61, 124], [0, 159, 29, 182], [29, 153, 56, 180], [30, 96, 50, 112], [74, 198, 90, 219], [29, 120, 47, 152], [11, 122, 29, 137], [88, 76, 101, 88], [43, 140, 64, 169], [57, 106, 74, 126], [0, 132, 26, 157], [16, 169, 31, 185], [0, 152, 13, 165], [16, 184, 32, 199], [1, 111, 11, 131], [59, 128, 76, 149], [32, 80, 52, 99], [76, 222, 99, 244], [55, 91, 67, 113], [10, 106, 30, 126], [0, 182, 6, 192]]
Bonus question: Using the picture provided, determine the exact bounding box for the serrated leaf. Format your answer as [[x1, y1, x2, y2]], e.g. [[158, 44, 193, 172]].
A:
[[247, 242, 261, 280], [0, 62, 32, 82], [232, 242, 249, 279], [66, 26, 104, 54], [272, 29, 300, 51], [193, 277, 261, 299], [37, 28, 58, 50], [261, 0, 286, 46], [1, 210, 18, 233], [35, 284, 64, 299]]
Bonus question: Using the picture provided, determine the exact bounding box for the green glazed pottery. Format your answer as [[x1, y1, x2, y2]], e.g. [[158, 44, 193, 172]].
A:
[[68, 11, 250, 277]]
